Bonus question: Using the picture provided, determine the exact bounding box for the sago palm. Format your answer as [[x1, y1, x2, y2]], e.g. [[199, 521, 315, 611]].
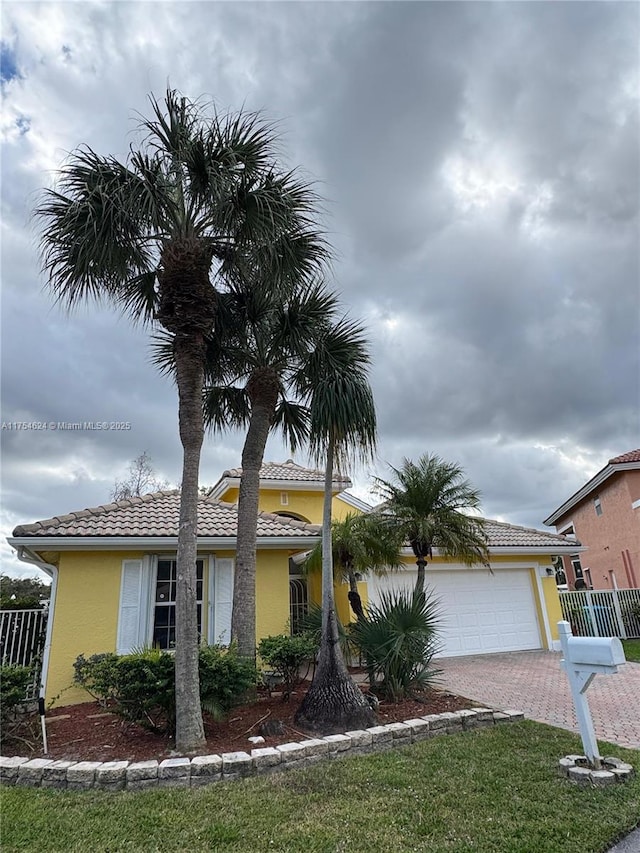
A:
[[294, 320, 378, 735], [35, 89, 327, 752], [374, 454, 490, 593]]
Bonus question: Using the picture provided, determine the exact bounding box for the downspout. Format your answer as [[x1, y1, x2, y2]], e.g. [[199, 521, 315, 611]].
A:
[[15, 546, 58, 753]]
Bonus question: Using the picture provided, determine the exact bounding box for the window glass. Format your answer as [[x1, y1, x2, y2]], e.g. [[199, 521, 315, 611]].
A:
[[153, 559, 204, 650]]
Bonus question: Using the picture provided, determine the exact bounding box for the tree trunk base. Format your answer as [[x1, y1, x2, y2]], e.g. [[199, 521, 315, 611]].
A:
[[294, 650, 376, 736]]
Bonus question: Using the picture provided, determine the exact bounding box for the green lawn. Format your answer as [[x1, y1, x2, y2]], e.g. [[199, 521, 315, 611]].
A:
[[622, 638, 640, 662], [2, 722, 639, 853]]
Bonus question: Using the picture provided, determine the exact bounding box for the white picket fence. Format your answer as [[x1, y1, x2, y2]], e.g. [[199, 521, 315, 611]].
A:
[[559, 588, 640, 639]]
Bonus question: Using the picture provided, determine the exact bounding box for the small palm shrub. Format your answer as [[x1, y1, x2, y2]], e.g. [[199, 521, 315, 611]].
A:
[[299, 604, 357, 664], [350, 588, 441, 702], [257, 634, 317, 698]]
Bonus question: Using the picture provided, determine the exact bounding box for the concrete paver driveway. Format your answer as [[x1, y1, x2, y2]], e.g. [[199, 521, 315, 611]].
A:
[[435, 650, 640, 750]]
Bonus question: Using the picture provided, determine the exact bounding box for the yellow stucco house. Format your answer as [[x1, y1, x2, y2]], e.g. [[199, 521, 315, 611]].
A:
[[9, 460, 575, 707]]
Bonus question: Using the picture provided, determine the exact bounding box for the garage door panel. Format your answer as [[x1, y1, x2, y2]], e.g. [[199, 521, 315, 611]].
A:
[[368, 568, 542, 657]]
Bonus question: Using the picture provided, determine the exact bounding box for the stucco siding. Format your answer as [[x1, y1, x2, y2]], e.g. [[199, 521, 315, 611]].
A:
[[45, 548, 293, 707], [556, 471, 640, 589], [48, 550, 137, 706]]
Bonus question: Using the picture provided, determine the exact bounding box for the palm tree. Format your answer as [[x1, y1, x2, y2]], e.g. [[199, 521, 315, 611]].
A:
[[35, 89, 326, 753], [294, 321, 378, 735], [201, 281, 342, 658], [303, 512, 403, 618], [374, 454, 490, 593]]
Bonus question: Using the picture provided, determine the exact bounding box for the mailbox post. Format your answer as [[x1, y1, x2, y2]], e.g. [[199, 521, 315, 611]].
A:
[[558, 620, 626, 769]]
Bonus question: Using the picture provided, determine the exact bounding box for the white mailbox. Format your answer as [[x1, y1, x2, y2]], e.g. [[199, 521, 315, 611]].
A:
[[564, 636, 625, 669], [558, 621, 627, 769]]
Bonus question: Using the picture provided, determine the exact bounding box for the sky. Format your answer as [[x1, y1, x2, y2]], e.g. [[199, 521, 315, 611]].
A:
[[1, 1, 639, 580]]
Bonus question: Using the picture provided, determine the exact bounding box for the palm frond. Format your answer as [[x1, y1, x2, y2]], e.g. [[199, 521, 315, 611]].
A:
[[150, 330, 176, 377], [35, 149, 161, 317], [374, 454, 490, 566], [203, 385, 251, 433], [304, 512, 403, 583], [272, 399, 310, 453]]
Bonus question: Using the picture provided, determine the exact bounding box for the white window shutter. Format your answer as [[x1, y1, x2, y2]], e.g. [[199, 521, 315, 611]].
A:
[[117, 560, 144, 654], [214, 558, 234, 646]]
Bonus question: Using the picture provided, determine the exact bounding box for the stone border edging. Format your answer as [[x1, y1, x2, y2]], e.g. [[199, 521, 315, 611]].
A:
[[559, 754, 635, 786], [1, 707, 523, 791]]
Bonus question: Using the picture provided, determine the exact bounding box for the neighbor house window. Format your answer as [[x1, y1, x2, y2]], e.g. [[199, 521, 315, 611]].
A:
[[594, 496, 603, 516], [570, 556, 583, 579], [153, 558, 203, 650], [280, 491, 289, 506]]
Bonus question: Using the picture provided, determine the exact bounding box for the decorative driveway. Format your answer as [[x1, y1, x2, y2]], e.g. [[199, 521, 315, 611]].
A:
[[435, 650, 640, 750]]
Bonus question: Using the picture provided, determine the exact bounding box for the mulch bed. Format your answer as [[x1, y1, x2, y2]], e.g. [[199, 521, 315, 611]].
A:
[[6, 685, 474, 763]]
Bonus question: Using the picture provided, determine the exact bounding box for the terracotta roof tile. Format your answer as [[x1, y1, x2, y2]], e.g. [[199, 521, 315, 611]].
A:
[[222, 459, 351, 487], [480, 519, 579, 548], [13, 492, 575, 551], [12, 491, 321, 539], [608, 449, 640, 464]]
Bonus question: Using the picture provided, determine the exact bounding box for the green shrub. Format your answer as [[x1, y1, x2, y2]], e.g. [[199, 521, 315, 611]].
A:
[[73, 653, 120, 706], [115, 647, 176, 732], [0, 664, 33, 722], [350, 588, 441, 702], [199, 643, 257, 718], [621, 601, 640, 635], [72, 645, 257, 732], [0, 664, 34, 750], [257, 634, 317, 697], [73, 648, 176, 732]]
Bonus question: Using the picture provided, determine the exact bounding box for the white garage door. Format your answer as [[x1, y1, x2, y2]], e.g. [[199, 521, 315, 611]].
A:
[[367, 568, 542, 657]]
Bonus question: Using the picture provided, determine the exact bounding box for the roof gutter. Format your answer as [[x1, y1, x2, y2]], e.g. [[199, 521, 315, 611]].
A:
[[400, 544, 584, 559], [7, 535, 321, 551]]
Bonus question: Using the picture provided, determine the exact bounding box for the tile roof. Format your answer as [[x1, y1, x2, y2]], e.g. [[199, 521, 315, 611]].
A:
[[609, 449, 640, 464], [221, 459, 352, 487], [480, 519, 579, 549], [12, 492, 575, 551], [12, 491, 321, 539]]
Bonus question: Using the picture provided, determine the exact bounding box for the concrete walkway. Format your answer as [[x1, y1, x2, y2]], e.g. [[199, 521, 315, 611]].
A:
[[435, 650, 640, 750]]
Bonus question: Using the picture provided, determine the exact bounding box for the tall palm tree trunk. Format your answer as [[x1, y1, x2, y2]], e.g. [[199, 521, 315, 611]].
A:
[[232, 371, 279, 659], [295, 443, 376, 734], [173, 335, 206, 753]]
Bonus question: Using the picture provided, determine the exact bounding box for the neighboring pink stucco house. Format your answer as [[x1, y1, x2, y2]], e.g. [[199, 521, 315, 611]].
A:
[[544, 450, 640, 590]]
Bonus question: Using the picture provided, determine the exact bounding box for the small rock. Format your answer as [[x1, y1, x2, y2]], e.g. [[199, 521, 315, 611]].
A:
[[248, 736, 265, 745]]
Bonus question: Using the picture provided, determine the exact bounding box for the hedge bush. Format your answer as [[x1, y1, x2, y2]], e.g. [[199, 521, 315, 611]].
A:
[[257, 634, 317, 697], [0, 664, 34, 750], [73, 644, 257, 733]]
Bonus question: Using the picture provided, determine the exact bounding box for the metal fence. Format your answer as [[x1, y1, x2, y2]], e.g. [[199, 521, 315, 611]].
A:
[[559, 588, 640, 639], [0, 608, 48, 698]]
